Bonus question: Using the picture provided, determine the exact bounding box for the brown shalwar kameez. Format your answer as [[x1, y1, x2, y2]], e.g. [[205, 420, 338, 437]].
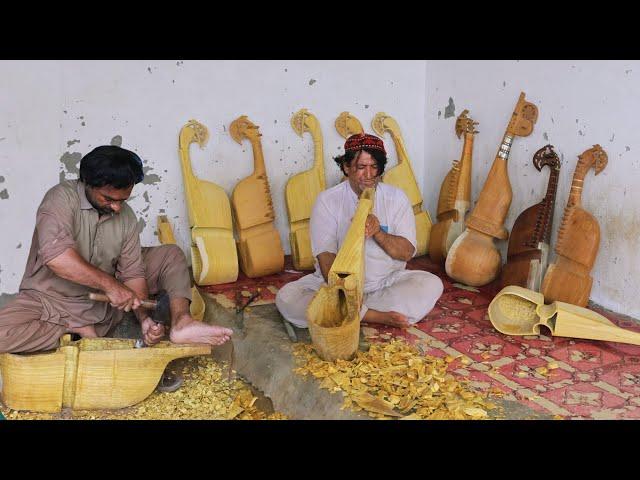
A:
[[0, 180, 191, 353]]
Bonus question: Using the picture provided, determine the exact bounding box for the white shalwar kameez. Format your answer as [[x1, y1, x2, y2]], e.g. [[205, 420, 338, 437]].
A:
[[276, 181, 443, 328]]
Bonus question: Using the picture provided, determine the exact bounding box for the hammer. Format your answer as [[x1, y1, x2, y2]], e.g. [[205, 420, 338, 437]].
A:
[[88, 290, 171, 348]]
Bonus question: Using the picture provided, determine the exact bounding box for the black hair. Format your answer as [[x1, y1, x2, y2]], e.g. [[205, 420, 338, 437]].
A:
[[333, 148, 388, 177], [79, 145, 144, 188]]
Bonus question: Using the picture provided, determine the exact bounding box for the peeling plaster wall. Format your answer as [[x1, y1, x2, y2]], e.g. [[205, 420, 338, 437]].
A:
[[425, 60, 640, 318], [0, 60, 426, 295]]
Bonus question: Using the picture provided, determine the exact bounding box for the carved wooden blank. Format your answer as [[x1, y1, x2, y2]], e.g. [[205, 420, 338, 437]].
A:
[[489, 286, 640, 346], [446, 92, 538, 286], [307, 188, 374, 361], [156, 215, 205, 321], [372, 112, 433, 256], [0, 336, 211, 412], [286, 109, 326, 271], [541, 145, 608, 306], [230, 115, 284, 278], [429, 110, 477, 264], [178, 119, 238, 285]]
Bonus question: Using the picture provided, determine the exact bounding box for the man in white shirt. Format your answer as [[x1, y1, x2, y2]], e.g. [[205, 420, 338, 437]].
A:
[[276, 132, 443, 328]]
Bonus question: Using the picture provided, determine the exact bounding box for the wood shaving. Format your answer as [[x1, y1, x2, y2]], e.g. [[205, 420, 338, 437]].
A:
[[293, 338, 498, 420], [0, 356, 286, 421]]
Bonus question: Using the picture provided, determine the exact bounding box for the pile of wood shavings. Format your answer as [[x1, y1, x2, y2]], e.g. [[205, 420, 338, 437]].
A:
[[293, 338, 498, 420], [1, 356, 286, 420]]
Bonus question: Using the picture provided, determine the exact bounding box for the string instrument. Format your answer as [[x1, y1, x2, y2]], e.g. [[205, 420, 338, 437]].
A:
[[156, 215, 205, 320], [428, 110, 478, 263], [490, 285, 640, 347], [307, 188, 374, 361], [230, 115, 285, 278], [541, 145, 608, 306], [372, 112, 433, 256], [178, 120, 238, 285], [500, 145, 560, 291], [445, 92, 538, 286], [286, 108, 326, 271], [335, 111, 364, 139]]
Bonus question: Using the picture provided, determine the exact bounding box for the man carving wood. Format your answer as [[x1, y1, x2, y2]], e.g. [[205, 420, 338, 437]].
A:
[[0, 146, 232, 353], [276, 133, 443, 329]]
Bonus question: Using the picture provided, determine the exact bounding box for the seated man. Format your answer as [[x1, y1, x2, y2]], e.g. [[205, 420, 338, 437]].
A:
[[276, 133, 443, 329], [0, 145, 233, 353]]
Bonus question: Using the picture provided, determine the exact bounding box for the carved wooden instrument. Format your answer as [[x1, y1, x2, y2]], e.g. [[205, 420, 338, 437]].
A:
[[445, 92, 538, 286], [156, 215, 205, 320], [0, 335, 211, 412], [286, 109, 326, 271], [230, 115, 285, 278], [178, 120, 238, 285], [541, 145, 608, 307], [335, 111, 364, 139], [500, 145, 561, 291], [307, 188, 374, 361], [428, 110, 478, 264], [372, 112, 433, 256], [490, 286, 640, 346]]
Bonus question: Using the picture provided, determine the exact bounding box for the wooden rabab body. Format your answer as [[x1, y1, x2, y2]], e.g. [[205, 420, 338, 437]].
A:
[[0, 335, 211, 412], [541, 145, 608, 306], [286, 109, 326, 271], [501, 145, 561, 291], [307, 188, 374, 361], [156, 215, 205, 320], [372, 112, 433, 256], [179, 120, 238, 285], [489, 286, 640, 346], [445, 93, 539, 286], [429, 110, 478, 263], [230, 116, 285, 278]]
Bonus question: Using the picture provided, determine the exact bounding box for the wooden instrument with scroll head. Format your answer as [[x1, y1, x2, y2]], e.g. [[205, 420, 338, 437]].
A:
[[178, 120, 238, 285], [372, 112, 433, 256], [541, 145, 608, 307], [445, 92, 538, 286], [428, 110, 478, 264], [335, 111, 364, 138], [285, 109, 326, 271], [230, 115, 285, 278], [307, 188, 374, 361], [500, 145, 561, 291]]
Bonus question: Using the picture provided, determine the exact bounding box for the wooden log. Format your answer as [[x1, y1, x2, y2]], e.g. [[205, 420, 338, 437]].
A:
[[230, 116, 285, 278], [285, 109, 326, 271]]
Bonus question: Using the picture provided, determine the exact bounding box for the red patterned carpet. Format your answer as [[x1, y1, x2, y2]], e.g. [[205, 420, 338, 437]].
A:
[[202, 255, 640, 419]]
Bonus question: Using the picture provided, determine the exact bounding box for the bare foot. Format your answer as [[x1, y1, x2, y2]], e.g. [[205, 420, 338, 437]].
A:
[[170, 314, 233, 346], [68, 325, 98, 338], [362, 310, 410, 328]]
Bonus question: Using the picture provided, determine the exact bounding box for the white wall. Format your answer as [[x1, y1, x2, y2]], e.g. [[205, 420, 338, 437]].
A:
[[0, 60, 427, 297], [424, 60, 640, 318]]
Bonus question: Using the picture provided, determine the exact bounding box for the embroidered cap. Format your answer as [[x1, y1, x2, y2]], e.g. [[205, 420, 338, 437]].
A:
[[344, 133, 386, 155]]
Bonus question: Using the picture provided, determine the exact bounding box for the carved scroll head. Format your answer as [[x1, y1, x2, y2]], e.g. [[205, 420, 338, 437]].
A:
[[507, 92, 539, 137], [179, 119, 209, 149], [533, 144, 560, 172], [371, 112, 400, 138], [291, 108, 319, 137], [230, 115, 261, 144], [579, 144, 608, 175], [335, 111, 364, 139], [454, 109, 479, 139]]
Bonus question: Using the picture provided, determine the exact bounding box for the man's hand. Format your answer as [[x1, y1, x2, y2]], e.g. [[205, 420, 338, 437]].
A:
[[364, 214, 381, 238], [141, 316, 166, 346], [104, 281, 142, 312]]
